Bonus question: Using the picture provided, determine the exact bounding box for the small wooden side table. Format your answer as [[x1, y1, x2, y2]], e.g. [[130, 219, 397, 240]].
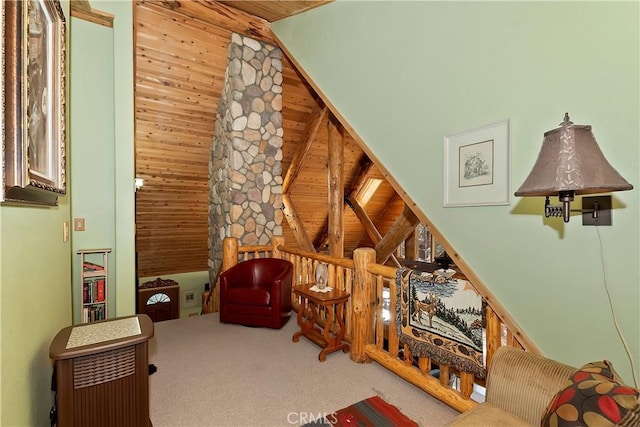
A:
[[292, 284, 350, 361]]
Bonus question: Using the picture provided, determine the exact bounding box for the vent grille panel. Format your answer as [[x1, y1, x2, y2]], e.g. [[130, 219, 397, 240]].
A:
[[73, 346, 136, 389]]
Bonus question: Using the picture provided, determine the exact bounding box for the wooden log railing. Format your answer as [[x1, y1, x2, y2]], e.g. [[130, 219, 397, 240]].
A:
[[219, 237, 529, 414], [219, 236, 357, 343]]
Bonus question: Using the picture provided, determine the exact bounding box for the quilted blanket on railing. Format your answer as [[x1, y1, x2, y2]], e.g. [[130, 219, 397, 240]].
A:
[[395, 268, 486, 378]]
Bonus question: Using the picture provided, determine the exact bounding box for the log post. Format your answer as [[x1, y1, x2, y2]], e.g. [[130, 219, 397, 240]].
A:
[[351, 247, 376, 363], [271, 235, 285, 259], [222, 237, 239, 272], [214, 237, 240, 312], [485, 305, 502, 371], [439, 364, 450, 387], [460, 372, 474, 400], [404, 227, 418, 260], [327, 116, 344, 258]]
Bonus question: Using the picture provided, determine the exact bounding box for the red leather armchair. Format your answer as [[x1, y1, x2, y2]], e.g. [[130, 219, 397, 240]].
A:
[[219, 258, 293, 329]]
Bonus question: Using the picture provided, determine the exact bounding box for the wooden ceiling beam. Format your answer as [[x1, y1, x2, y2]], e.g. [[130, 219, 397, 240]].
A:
[[282, 101, 327, 194], [375, 204, 420, 264], [146, 0, 275, 44], [282, 194, 316, 253]]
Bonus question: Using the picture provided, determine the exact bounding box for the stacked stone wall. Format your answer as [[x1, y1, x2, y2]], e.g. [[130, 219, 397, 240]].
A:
[[209, 33, 284, 284]]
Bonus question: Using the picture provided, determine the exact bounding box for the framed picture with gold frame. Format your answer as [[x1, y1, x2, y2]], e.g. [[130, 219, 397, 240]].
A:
[[2, 0, 66, 205]]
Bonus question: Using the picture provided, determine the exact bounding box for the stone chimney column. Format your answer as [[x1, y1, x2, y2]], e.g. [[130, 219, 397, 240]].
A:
[[209, 33, 284, 285]]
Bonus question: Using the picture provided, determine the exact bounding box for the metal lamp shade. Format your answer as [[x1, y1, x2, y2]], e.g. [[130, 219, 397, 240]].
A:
[[515, 114, 633, 197]]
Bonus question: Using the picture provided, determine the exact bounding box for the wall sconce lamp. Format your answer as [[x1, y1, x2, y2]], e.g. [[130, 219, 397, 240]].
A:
[[515, 113, 633, 224]]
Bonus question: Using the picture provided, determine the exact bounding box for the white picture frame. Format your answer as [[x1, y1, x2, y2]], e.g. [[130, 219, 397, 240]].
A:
[[182, 290, 197, 307], [443, 119, 510, 207]]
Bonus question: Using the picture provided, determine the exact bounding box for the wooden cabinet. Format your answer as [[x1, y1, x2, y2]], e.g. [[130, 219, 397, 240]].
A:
[[50, 315, 154, 426], [137, 278, 180, 322], [78, 248, 111, 323]]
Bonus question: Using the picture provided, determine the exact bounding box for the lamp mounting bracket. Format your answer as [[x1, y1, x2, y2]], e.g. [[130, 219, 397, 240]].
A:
[[579, 195, 612, 226], [544, 193, 613, 225]]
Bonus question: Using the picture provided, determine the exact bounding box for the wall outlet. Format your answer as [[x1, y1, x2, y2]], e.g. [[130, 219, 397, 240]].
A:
[[73, 218, 85, 231]]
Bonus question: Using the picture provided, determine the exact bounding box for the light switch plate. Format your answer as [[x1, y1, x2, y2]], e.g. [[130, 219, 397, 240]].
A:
[[73, 218, 85, 231]]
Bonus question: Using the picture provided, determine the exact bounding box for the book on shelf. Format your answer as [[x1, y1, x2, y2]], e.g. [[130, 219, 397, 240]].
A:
[[83, 281, 90, 304], [83, 304, 106, 322], [96, 279, 105, 302]]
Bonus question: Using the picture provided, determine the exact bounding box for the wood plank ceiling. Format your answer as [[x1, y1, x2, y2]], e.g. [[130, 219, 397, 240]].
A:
[[135, 1, 407, 278]]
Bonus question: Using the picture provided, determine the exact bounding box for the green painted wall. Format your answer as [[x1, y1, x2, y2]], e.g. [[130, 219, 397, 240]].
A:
[[0, 1, 136, 422], [140, 271, 209, 318], [101, 0, 136, 318], [0, 3, 72, 424], [0, 204, 72, 425], [70, 17, 115, 323], [69, 0, 136, 323], [273, 1, 640, 384]]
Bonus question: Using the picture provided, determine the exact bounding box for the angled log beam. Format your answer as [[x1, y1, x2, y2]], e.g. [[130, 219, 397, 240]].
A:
[[375, 205, 420, 264], [347, 197, 401, 268], [347, 197, 382, 245], [282, 102, 328, 194], [282, 194, 316, 253], [147, 0, 274, 43], [327, 115, 344, 258]]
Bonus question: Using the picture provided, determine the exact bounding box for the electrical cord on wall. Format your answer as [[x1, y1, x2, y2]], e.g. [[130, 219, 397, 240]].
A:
[[596, 226, 638, 388]]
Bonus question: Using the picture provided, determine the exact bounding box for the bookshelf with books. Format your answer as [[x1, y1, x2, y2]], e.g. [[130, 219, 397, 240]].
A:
[[78, 248, 111, 323]]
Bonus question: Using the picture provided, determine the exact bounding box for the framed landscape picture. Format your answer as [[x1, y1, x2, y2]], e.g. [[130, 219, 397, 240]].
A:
[[2, 0, 66, 205], [443, 119, 510, 207]]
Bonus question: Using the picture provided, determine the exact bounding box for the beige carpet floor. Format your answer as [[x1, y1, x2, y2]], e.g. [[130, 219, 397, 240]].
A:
[[148, 313, 459, 426]]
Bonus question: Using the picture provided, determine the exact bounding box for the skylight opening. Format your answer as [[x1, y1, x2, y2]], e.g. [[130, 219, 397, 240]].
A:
[[355, 178, 383, 206]]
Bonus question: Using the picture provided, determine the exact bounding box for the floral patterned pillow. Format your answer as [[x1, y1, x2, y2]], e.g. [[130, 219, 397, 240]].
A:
[[542, 360, 639, 427]]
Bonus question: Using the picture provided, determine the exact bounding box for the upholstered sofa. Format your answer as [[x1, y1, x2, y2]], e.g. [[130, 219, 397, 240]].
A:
[[446, 346, 639, 426]]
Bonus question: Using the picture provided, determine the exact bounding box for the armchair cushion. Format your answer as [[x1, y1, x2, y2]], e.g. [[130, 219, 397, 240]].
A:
[[226, 288, 270, 306]]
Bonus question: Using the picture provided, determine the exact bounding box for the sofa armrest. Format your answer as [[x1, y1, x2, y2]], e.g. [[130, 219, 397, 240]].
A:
[[486, 346, 576, 425]]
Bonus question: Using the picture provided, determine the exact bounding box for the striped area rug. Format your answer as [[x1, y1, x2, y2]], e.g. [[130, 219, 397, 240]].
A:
[[305, 395, 419, 427]]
